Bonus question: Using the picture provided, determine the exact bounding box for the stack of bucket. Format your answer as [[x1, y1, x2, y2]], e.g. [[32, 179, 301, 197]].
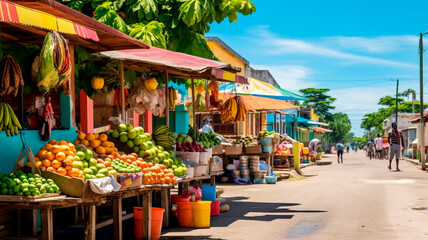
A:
[[134, 207, 165, 240], [249, 156, 259, 176], [261, 137, 273, 153], [240, 156, 250, 179]]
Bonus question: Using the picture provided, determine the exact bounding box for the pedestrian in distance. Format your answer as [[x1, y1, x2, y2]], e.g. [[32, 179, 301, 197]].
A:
[[308, 138, 320, 160], [374, 134, 383, 160], [345, 142, 350, 153], [336, 142, 344, 163], [388, 122, 404, 171], [367, 139, 374, 160]]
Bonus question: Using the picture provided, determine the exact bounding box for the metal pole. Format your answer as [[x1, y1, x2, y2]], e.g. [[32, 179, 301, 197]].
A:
[[164, 70, 169, 127], [419, 33, 426, 170], [191, 78, 197, 139], [120, 61, 126, 123], [396, 79, 399, 123]]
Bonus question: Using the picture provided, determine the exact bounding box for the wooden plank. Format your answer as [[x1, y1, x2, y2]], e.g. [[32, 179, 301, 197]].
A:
[[96, 213, 134, 230], [191, 78, 196, 138], [41, 208, 53, 240], [0, 193, 63, 202], [32, 209, 37, 236], [160, 188, 170, 228], [144, 111, 153, 134], [142, 191, 152, 240], [112, 196, 122, 240], [80, 89, 94, 133], [164, 70, 169, 127], [70, 45, 76, 127], [85, 205, 96, 240], [120, 61, 126, 122]]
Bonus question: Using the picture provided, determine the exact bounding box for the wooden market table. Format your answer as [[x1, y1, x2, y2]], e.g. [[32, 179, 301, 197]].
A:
[[273, 154, 294, 168], [0, 184, 173, 240]]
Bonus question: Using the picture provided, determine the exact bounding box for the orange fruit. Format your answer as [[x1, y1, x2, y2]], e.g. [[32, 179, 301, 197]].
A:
[[164, 177, 172, 184], [80, 140, 89, 147], [37, 150, 47, 159], [40, 166, 47, 171], [68, 168, 79, 177], [60, 145, 70, 154], [63, 159, 73, 170], [94, 133, 99, 139], [73, 139, 80, 145], [25, 162, 32, 167], [48, 139, 57, 145], [51, 145, 61, 154], [46, 151, 55, 161], [86, 133, 95, 141], [51, 160, 61, 169], [99, 134, 108, 142], [45, 144, 53, 151], [56, 167, 67, 176], [59, 140, 69, 146], [87, 147, 93, 151], [159, 178, 165, 184], [105, 148, 112, 154], [90, 140, 100, 149], [110, 142, 115, 148], [36, 161, 42, 167], [102, 141, 110, 148], [56, 152, 66, 161], [78, 133, 86, 141], [34, 156, 40, 162], [47, 166, 56, 172], [42, 159, 51, 167], [143, 178, 150, 185], [68, 143, 75, 150], [68, 151, 75, 156]]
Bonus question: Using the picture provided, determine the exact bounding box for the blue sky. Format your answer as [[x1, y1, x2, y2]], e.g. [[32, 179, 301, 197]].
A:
[[207, 0, 428, 136]]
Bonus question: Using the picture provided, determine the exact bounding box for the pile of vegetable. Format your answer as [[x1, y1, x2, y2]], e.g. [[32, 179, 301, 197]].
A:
[[197, 132, 221, 149], [176, 141, 206, 152], [258, 130, 279, 138]]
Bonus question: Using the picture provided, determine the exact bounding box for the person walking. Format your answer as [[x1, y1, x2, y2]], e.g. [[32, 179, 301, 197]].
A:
[[345, 142, 350, 153], [367, 139, 374, 160], [374, 134, 383, 159], [388, 122, 404, 171], [336, 142, 344, 163]]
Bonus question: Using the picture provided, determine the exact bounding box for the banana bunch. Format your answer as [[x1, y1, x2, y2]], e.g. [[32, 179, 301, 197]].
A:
[[0, 102, 22, 136], [153, 125, 174, 150], [169, 87, 177, 111], [220, 97, 237, 122], [99, 63, 119, 86], [220, 96, 248, 123]]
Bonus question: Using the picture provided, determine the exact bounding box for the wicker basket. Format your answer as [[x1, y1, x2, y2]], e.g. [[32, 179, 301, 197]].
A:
[[224, 145, 243, 155], [245, 145, 262, 154]]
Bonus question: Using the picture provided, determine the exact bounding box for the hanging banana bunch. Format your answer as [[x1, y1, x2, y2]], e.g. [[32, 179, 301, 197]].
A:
[[169, 87, 177, 111], [0, 102, 22, 136], [220, 96, 247, 123], [234, 96, 247, 122], [0, 55, 24, 97]]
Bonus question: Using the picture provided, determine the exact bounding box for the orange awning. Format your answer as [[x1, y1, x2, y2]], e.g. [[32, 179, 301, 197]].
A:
[[312, 127, 333, 133], [220, 93, 298, 111]]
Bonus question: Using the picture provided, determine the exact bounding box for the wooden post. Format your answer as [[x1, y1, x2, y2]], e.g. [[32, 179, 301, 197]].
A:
[[32, 209, 38, 236], [120, 61, 126, 122], [133, 111, 140, 127], [160, 188, 170, 228], [113, 196, 123, 240], [85, 205, 96, 240], [164, 70, 169, 127], [80, 89, 94, 133], [70, 45, 76, 126], [144, 111, 153, 134], [142, 191, 152, 240], [41, 208, 53, 240], [191, 78, 197, 139]]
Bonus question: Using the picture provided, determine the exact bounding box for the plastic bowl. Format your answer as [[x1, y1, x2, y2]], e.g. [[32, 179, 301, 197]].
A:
[[264, 176, 277, 184], [254, 178, 264, 184]]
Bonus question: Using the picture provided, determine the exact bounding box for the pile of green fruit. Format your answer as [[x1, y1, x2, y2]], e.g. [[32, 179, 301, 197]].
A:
[[152, 126, 174, 150], [76, 147, 116, 180], [105, 158, 142, 173], [197, 132, 221, 149], [175, 133, 193, 146], [171, 158, 187, 176], [232, 136, 256, 145], [107, 123, 152, 154], [0, 171, 59, 196], [258, 130, 279, 138]]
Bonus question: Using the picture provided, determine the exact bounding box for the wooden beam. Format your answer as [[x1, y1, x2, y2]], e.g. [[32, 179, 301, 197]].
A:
[[144, 111, 153, 134], [164, 70, 169, 127], [113, 196, 122, 240], [41, 208, 53, 240], [70, 45, 76, 127], [85, 205, 96, 240], [80, 89, 94, 133], [142, 191, 152, 240], [191, 78, 197, 139], [120, 60, 126, 122], [160, 188, 170, 228]]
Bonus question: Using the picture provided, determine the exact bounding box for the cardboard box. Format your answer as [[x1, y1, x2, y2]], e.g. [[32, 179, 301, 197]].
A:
[[116, 173, 143, 189]]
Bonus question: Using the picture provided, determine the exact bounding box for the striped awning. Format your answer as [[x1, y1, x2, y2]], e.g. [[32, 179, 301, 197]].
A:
[[0, 0, 99, 41]]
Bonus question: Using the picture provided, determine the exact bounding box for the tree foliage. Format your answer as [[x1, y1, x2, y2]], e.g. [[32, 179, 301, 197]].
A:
[[328, 112, 352, 143], [56, 0, 256, 59], [299, 88, 336, 122]]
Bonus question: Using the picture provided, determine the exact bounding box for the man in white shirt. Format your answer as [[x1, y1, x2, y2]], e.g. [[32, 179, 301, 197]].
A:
[[374, 134, 383, 160]]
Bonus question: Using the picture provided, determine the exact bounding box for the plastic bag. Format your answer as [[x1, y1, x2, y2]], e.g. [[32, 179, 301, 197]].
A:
[[88, 175, 121, 194]]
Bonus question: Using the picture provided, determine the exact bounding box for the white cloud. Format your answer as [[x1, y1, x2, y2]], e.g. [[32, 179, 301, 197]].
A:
[[248, 26, 417, 69], [250, 64, 316, 91]]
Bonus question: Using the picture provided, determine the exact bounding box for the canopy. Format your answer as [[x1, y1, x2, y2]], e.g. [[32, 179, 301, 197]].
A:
[[219, 93, 298, 111], [99, 47, 248, 83], [5, 0, 149, 51], [409, 110, 428, 123], [219, 77, 307, 101], [312, 127, 332, 133], [286, 115, 310, 123]]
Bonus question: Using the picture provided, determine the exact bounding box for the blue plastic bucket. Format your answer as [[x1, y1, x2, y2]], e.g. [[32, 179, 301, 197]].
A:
[[201, 185, 216, 201], [262, 145, 272, 153], [260, 137, 273, 143]]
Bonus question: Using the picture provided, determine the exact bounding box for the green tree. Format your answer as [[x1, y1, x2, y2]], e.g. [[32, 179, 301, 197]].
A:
[[56, 0, 256, 59], [299, 88, 336, 121], [328, 112, 351, 142]]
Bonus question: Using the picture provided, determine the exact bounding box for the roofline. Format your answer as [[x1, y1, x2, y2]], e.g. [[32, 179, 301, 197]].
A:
[[205, 37, 250, 65]]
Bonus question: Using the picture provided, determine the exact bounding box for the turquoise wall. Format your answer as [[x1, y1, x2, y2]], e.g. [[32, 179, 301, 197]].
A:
[[0, 127, 77, 174]]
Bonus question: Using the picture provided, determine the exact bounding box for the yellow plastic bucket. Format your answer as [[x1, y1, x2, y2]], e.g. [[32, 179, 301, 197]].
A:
[[192, 201, 211, 228], [302, 147, 309, 155]]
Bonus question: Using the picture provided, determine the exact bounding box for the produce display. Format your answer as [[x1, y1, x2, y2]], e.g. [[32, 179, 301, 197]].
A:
[[106, 123, 150, 154], [176, 141, 206, 152], [275, 143, 291, 155], [197, 132, 221, 149], [152, 125, 174, 150], [104, 158, 141, 173], [0, 55, 24, 97], [0, 170, 59, 196], [35, 140, 82, 178], [91, 76, 104, 90], [258, 130, 279, 138], [75, 147, 116, 179], [74, 132, 117, 155], [113, 86, 129, 108], [0, 102, 22, 136], [168, 87, 177, 111], [220, 95, 248, 122], [232, 136, 256, 145], [142, 163, 175, 185]]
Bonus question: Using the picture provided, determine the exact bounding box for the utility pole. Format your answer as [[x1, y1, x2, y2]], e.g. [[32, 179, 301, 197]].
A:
[[396, 79, 399, 123], [419, 32, 426, 170]]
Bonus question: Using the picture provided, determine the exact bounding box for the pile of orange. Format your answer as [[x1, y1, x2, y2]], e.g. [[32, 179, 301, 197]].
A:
[[34, 140, 83, 178], [105, 152, 176, 185], [74, 133, 117, 155]]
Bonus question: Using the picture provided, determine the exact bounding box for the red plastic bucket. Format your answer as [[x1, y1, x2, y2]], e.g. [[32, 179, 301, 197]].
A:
[[134, 207, 165, 240], [171, 194, 191, 205], [176, 202, 193, 227], [211, 201, 220, 216]]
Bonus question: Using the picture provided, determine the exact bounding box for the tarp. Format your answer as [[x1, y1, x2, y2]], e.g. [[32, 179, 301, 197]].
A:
[[312, 127, 333, 133], [219, 93, 298, 111], [219, 77, 307, 101], [0, 0, 99, 41], [286, 115, 310, 123], [99, 47, 248, 83]]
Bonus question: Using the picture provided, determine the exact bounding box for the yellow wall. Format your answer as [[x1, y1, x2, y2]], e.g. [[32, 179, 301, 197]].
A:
[[310, 109, 320, 121], [207, 42, 246, 76]]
